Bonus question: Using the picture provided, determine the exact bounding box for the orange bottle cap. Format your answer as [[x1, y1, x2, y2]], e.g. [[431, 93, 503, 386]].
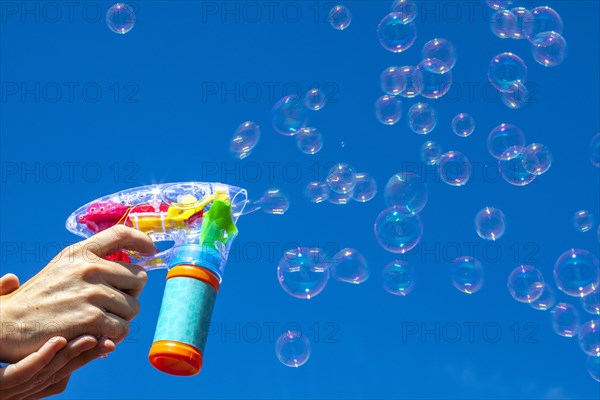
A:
[[167, 265, 220, 292], [149, 340, 202, 376]]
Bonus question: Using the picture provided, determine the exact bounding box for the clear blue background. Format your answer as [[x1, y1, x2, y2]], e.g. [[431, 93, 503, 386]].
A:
[[1, 0, 599, 398]]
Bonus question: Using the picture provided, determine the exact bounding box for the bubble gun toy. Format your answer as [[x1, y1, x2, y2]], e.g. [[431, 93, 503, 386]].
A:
[[66, 182, 247, 376]]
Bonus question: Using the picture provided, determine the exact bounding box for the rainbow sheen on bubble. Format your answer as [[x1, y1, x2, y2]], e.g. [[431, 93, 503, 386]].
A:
[[106, 3, 136, 34], [421, 141, 443, 165], [488, 123, 526, 160], [271, 95, 309, 136], [277, 247, 329, 299], [451, 113, 475, 137], [382, 260, 415, 296], [551, 303, 580, 338], [554, 249, 600, 297], [451, 256, 484, 294], [488, 52, 527, 93], [573, 210, 595, 233], [579, 320, 600, 356], [438, 151, 471, 186], [305, 182, 330, 204], [375, 95, 402, 125], [352, 173, 377, 202], [331, 248, 370, 284], [475, 207, 506, 241], [384, 172, 427, 214], [304, 88, 326, 111], [377, 13, 417, 53], [326, 163, 356, 194], [421, 38, 457, 70], [230, 121, 260, 159], [507, 265, 544, 303], [491, 9, 516, 39], [374, 207, 423, 254], [416, 58, 453, 99], [532, 31, 567, 67], [295, 127, 323, 155], [329, 5, 352, 30], [275, 330, 311, 367], [408, 102, 437, 134], [530, 284, 557, 311]]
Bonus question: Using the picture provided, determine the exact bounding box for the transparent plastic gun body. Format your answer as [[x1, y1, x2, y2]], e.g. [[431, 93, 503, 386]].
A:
[[66, 182, 247, 376]]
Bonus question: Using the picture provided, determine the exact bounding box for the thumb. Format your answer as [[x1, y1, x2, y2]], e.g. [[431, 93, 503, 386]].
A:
[[0, 273, 20, 295]]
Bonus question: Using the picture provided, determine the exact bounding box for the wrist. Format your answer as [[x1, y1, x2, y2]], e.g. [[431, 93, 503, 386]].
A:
[[0, 293, 24, 363]]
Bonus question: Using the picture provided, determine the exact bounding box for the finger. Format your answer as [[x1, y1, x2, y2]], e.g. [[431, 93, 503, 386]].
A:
[[99, 260, 148, 298], [0, 337, 66, 389], [81, 225, 157, 258], [96, 284, 140, 321], [0, 273, 20, 295], [101, 313, 131, 344], [49, 338, 115, 385], [22, 374, 70, 400]]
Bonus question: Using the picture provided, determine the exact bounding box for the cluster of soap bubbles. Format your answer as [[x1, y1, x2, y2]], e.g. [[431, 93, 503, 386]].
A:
[[106, 3, 136, 34], [488, 5, 567, 68], [269, 92, 327, 155], [305, 163, 377, 205], [487, 123, 553, 186]]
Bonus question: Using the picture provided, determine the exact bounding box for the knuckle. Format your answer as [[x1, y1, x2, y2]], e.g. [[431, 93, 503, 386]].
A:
[[110, 224, 130, 239]]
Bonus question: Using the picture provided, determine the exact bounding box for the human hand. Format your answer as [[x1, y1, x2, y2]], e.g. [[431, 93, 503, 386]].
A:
[[0, 274, 116, 400], [0, 225, 156, 363]]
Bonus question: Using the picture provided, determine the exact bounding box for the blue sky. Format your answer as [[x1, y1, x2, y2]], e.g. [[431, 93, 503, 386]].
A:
[[1, 0, 599, 398]]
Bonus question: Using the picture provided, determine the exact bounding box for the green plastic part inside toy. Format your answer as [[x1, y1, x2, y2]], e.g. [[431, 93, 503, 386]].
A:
[[199, 200, 238, 246]]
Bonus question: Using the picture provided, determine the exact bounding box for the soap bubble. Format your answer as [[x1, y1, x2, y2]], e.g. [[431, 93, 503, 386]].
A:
[[502, 82, 529, 109], [507, 265, 544, 303], [381, 67, 403, 96], [530, 284, 556, 311], [375, 95, 402, 125], [523, 6, 563, 43], [416, 58, 452, 99], [259, 189, 290, 215], [382, 260, 415, 296], [295, 127, 323, 155], [554, 248, 600, 297], [438, 151, 471, 186], [396, 66, 423, 98], [488, 52, 527, 93], [230, 121, 260, 159], [551, 303, 580, 337], [331, 248, 370, 284], [329, 5, 352, 30], [106, 3, 136, 34], [451, 256, 484, 294], [377, 13, 417, 53], [374, 207, 423, 254], [511, 7, 531, 39], [485, 1, 512, 10], [522, 143, 553, 175], [573, 210, 595, 233], [305, 182, 330, 203], [581, 289, 600, 315], [499, 156, 537, 186], [275, 330, 311, 367], [587, 355, 600, 382], [421, 38, 457, 70], [579, 320, 600, 356], [590, 133, 600, 167], [326, 163, 356, 194], [451, 113, 475, 137], [277, 247, 329, 299], [488, 123, 526, 160], [391, 0, 417, 23], [384, 172, 428, 214], [421, 141, 443, 165], [271, 95, 309, 136], [475, 207, 506, 241], [408, 102, 436, 134], [304, 88, 326, 111], [532, 31, 567, 67], [491, 9, 516, 39], [352, 173, 377, 202]]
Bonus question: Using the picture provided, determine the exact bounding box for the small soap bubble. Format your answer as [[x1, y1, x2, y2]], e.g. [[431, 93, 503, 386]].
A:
[[488, 123, 526, 160], [530, 284, 556, 311], [230, 121, 260, 159], [377, 13, 417, 53], [532, 31, 567, 67], [295, 127, 323, 155], [438, 151, 471, 186], [277, 247, 329, 299], [554, 248, 600, 297], [374, 207, 423, 254], [375, 95, 402, 125], [551, 303, 580, 337], [384, 172, 428, 214], [502, 82, 529, 109], [475, 207, 506, 241], [523, 6, 563, 43], [451, 113, 475, 137], [259, 189, 290, 215], [491, 9, 516, 39], [507, 265, 544, 303], [106, 3, 136, 34], [421, 38, 457, 70], [326, 163, 356, 194], [329, 5, 352, 30], [416, 58, 453, 99], [408, 102, 436, 134], [488, 52, 527, 93], [352, 173, 377, 202], [271, 95, 309, 136], [275, 330, 311, 367], [579, 320, 600, 356], [382, 260, 415, 296], [451, 256, 484, 294], [304, 88, 326, 111], [573, 210, 595, 233], [581, 289, 600, 315], [331, 248, 370, 284], [421, 141, 443, 165]]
